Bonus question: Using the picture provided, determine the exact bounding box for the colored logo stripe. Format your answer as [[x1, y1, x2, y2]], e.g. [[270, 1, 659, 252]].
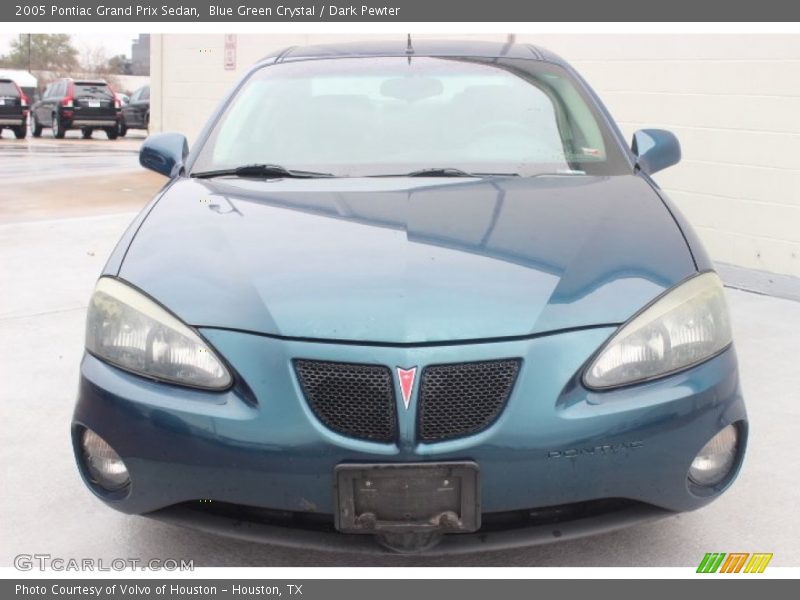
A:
[[744, 553, 773, 573], [720, 553, 749, 573], [697, 553, 726, 573], [697, 552, 773, 573]]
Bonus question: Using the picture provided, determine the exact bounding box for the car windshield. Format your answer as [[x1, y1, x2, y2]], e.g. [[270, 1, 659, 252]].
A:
[[191, 56, 631, 178]]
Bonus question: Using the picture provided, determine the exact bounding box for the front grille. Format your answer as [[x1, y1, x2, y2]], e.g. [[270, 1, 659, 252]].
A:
[[418, 359, 521, 442], [294, 360, 397, 443]]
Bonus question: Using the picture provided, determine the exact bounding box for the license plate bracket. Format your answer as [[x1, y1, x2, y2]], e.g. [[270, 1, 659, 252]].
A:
[[334, 462, 480, 534]]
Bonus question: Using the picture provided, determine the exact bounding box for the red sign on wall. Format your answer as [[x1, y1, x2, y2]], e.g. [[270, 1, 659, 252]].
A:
[[224, 34, 237, 70]]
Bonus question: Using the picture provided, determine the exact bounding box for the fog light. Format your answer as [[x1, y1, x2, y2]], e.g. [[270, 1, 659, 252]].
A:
[[81, 429, 129, 491], [689, 424, 738, 487]]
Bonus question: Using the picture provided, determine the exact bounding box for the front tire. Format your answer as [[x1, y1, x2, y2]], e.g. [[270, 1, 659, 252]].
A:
[[118, 117, 128, 137], [81, 127, 93, 139], [52, 114, 66, 139], [105, 127, 118, 140], [13, 125, 27, 139]]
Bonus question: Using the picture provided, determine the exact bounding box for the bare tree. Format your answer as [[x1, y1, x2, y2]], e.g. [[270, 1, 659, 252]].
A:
[[80, 45, 111, 75], [77, 45, 123, 91]]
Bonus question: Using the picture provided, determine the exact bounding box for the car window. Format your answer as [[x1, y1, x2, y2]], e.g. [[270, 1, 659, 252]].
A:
[[74, 83, 113, 100], [0, 81, 19, 97], [140, 86, 149, 101], [193, 57, 629, 178], [129, 89, 140, 102]]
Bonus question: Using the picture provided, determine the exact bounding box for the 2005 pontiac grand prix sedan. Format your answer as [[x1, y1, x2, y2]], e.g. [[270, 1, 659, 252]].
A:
[[71, 40, 747, 554]]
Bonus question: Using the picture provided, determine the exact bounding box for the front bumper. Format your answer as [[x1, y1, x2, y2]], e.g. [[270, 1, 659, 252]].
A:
[[72, 327, 747, 549], [149, 498, 671, 555]]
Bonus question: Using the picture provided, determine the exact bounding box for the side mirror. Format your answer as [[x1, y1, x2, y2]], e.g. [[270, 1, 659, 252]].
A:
[[140, 132, 188, 178], [631, 129, 681, 175]]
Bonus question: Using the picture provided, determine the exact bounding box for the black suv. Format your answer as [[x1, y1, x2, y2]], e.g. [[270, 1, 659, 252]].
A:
[[0, 78, 29, 139], [119, 84, 149, 136], [31, 78, 121, 139]]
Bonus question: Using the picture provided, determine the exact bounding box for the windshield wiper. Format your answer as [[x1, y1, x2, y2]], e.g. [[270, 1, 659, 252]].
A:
[[191, 164, 335, 179], [372, 168, 520, 178], [406, 167, 476, 177]]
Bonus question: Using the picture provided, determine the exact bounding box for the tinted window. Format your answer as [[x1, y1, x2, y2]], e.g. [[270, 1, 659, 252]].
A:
[[74, 83, 113, 100], [0, 81, 19, 96], [192, 57, 629, 178], [140, 86, 149, 100]]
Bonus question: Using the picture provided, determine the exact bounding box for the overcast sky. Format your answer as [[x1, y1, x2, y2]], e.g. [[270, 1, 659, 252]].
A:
[[0, 33, 140, 59]]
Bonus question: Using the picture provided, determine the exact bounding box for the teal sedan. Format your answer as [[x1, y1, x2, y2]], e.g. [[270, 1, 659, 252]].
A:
[[72, 40, 747, 554]]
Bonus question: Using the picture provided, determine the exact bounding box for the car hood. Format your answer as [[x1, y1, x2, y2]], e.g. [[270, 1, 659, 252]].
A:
[[118, 175, 695, 343]]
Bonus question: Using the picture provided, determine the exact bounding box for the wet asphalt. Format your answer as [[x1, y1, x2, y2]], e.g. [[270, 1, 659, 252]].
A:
[[0, 128, 146, 183]]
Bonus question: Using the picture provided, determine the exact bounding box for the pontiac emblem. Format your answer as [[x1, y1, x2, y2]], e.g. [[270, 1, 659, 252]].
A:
[[396, 367, 417, 410]]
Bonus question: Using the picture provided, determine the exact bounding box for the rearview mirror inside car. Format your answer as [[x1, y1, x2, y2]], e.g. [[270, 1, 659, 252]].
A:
[[139, 132, 188, 178], [380, 76, 444, 102], [631, 129, 681, 175]]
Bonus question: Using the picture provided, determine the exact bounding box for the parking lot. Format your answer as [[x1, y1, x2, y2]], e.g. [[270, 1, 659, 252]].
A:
[[1, 134, 799, 567]]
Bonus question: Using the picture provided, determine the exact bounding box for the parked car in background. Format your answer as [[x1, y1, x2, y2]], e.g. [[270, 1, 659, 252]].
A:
[[0, 68, 37, 110], [119, 85, 149, 136], [31, 78, 121, 139], [0, 78, 29, 139], [117, 93, 130, 106]]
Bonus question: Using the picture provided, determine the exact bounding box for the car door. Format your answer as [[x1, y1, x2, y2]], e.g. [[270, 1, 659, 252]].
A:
[[44, 81, 63, 125], [35, 84, 52, 123], [127, 86, 149, 128], [138, 86, 150, 129], [122, 88, 140, 126]]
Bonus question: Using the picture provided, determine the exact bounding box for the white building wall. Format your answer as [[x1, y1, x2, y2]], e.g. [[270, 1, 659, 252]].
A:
[[151, 33, 800, 280]]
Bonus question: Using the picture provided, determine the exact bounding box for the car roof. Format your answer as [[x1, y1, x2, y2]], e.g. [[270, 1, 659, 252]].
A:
[[263, 39, 567, 66]]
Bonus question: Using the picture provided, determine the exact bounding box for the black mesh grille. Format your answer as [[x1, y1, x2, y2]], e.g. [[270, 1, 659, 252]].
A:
[[418, 359, 521, 442], [294, 360, 397, 443]]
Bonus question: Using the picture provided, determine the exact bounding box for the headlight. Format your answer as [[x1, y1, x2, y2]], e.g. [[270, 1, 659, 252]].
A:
[[86, 277, 232, 389], [584, 272, 732, 389]]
